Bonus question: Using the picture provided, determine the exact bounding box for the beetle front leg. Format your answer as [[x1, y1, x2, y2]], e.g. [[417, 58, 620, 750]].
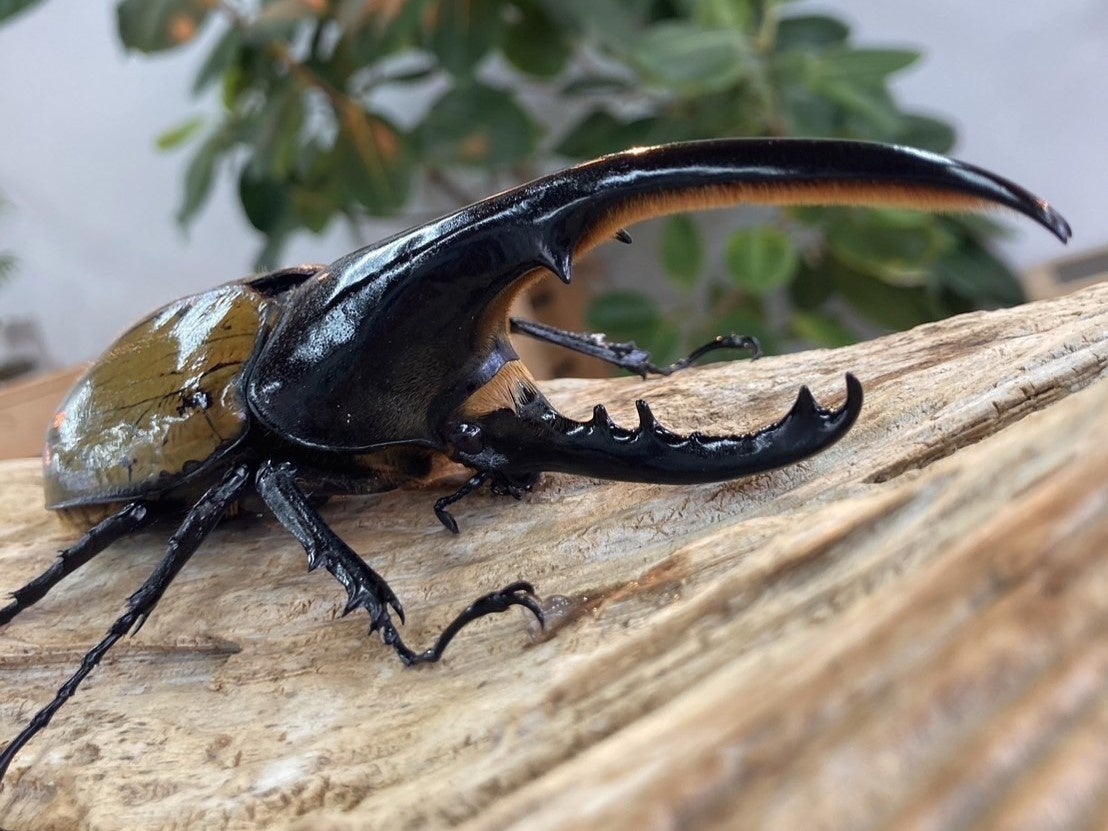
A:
[[509, 318, 760, 378], [255, 461, 542, 664], [433, 470, 537, 534]]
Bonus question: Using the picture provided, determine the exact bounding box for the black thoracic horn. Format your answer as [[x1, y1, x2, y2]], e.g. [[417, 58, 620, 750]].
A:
[[248, 139, 1069, 452]]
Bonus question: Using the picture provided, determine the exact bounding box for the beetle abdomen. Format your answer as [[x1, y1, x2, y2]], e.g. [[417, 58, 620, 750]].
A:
[[43, 284, 269, 510]]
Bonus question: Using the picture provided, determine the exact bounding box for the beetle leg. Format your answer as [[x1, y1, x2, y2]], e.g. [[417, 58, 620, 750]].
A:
[[256, 460, 406, 625], [416, 581, 544, 664], [0, 464, 250, 780], [433, 471, 537, 534], [256, 460, 542, 665], [434, 472, 489, 534], [0, 502, 150, 627], [509, 317, 760, 378]]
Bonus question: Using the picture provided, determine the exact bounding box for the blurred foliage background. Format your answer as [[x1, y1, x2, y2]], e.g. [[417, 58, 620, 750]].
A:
[[1, 0, 1026, 364], [0, 191, 14, 292]]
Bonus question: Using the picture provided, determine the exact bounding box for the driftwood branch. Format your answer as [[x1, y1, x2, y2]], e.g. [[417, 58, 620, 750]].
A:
[[1, 284, 1106, 830]]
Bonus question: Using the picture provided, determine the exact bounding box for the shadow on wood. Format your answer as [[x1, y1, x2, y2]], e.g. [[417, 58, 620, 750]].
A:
[[1, 284, 1106, 830]]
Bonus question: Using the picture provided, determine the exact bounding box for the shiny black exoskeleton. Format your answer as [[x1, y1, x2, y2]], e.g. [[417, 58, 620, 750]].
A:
[[0, 139, 1071, 781]]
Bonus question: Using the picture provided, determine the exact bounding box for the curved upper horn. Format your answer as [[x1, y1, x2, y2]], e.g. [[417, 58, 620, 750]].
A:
[[248, 140, 1068, 451]]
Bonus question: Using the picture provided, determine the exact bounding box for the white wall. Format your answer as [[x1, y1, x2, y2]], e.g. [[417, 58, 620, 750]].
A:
[[0, 0, 1103, 364]]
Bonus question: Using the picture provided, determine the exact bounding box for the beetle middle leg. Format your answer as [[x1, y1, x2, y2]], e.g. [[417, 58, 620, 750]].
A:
[[0, 464, 251, 779], [255, 461, 543, 665], [509, 318, 760, 378]]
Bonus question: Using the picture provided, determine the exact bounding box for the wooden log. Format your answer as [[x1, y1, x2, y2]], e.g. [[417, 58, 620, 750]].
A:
[[1, 284, 1106, 831]]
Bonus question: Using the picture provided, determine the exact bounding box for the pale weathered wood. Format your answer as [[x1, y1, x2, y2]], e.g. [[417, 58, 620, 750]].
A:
[[1, 284, 1106, 831]]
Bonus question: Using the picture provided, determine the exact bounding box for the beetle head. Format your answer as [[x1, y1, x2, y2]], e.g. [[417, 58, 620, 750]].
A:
[[247, 139, 1068, 479]]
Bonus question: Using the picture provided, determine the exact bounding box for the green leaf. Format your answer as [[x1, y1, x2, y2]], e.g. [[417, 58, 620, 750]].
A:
[[827, 209, 955, 283], [426, 0, 503, 76], [724, 227, 799, 294], [818, 48, 920, 82], [775, 15, 849, 51], [254, 229, 291, 271], [249, 81, 305, 178], [660, 214, 703, 289], [560, 74, 637, 97], [283, 143, 341, 234], [193, 26, 242, 94], [778, 84, 839, 135], [0, 0, 44, 23], [221, 62, 249, 111], [943, 213, 1011, 240], [790, 310, 858, 348], [932, 240, 1025, 308], [155, 116, 205, 151], [834, 264, 934, 331], [0, 251, 15, 281], [353, 0, 429, 56], [242, 0, 325, 44], [422, 83, 537, 166], [693, 0, 755, 31], [554, 111, 655, 159], [804, 48, 920, 137], [176, 131, 222, 226], [117, 0, 211, 53], [333, 107, 412, 214], [552, 0, 651, 45], [504, 2, 571, 77], [631, 22, 751, 94], [813, 78, 903, 136], [897, 113, 956, 154], [290, 183, 335, 234], [587, 290, 661, 333], [787, 261, 835, 309], [639, 322, 681, 368], [253, 0, 324, 32], [238, 169, 289, 234]]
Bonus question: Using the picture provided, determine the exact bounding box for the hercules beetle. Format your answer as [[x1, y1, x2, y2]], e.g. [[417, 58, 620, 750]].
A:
[[0, 138, 1070, 781]]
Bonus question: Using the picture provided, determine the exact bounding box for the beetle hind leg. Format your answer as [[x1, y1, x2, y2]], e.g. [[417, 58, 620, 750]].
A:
[[0, 464, 251, 780], [0, 502, 151, 627], [413, 581, 543, 663], [509, 317, 760, 378], [256, 461, 542, 665]]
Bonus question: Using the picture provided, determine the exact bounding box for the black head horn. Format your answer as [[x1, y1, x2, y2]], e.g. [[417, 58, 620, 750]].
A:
[[446, 375, 863, 485]]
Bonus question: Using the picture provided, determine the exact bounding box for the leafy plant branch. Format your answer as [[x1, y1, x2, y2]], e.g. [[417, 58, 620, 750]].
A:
[[0, 0, 1027, 363]]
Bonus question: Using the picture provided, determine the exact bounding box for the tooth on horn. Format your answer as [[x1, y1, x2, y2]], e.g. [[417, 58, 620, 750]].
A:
[[635, 400, 660, 432], [789, 385, 819, 419], [538, 247, 573, 284], [592, 404, 616, 435]]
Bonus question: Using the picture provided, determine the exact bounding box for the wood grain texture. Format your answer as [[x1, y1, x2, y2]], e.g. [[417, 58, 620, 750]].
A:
[[1, 284, 1106, 831]]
